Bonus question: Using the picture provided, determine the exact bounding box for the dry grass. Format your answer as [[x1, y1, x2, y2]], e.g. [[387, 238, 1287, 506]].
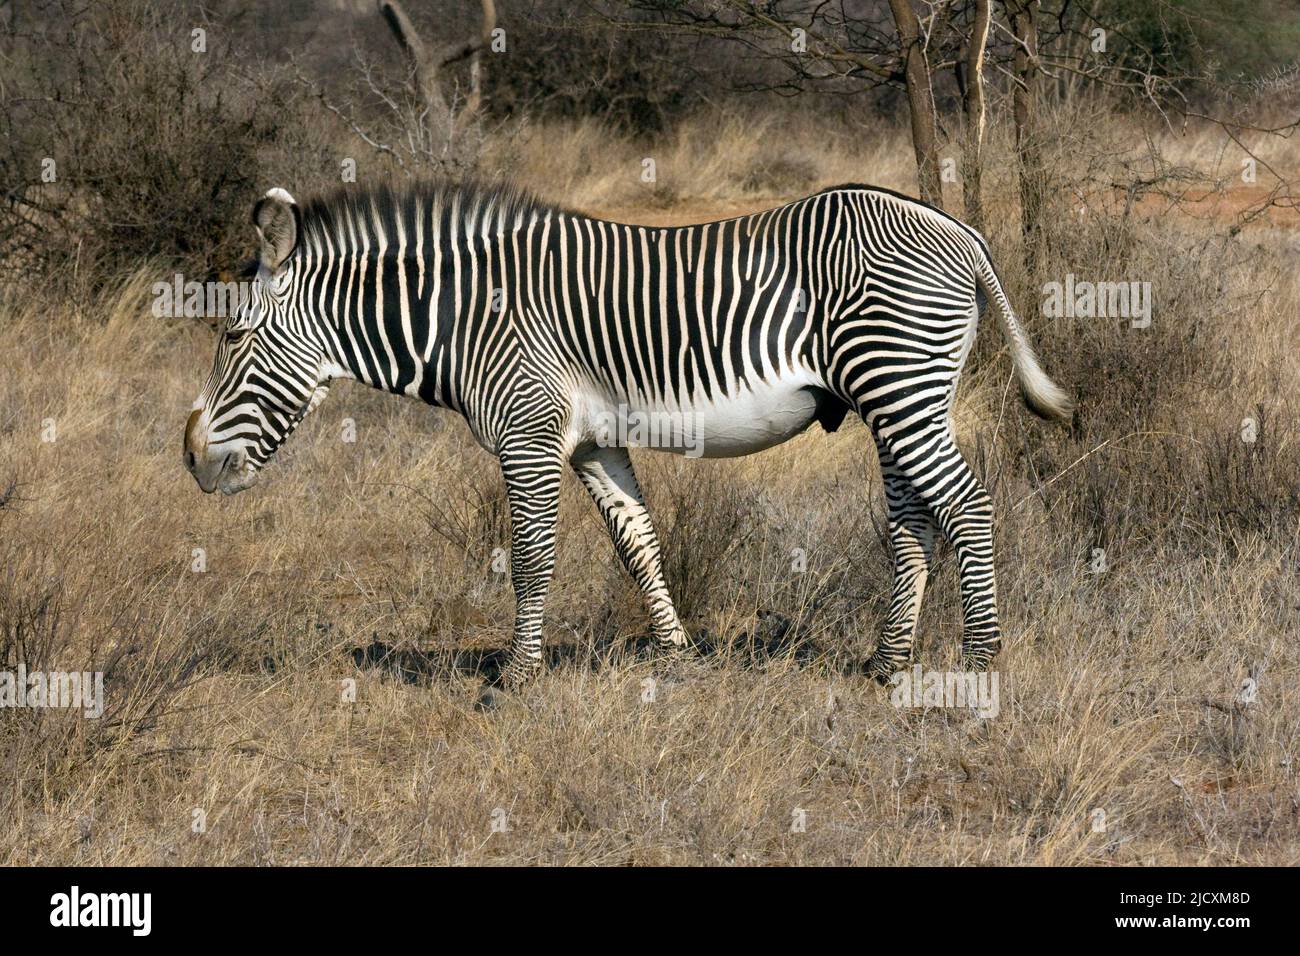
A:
[[1, 113, 1297, 865]]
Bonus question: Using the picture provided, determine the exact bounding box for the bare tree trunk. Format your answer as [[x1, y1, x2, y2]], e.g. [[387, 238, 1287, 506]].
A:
[[378, 0, 497, 171], [1058, 0, 1105, 107], [1008, 0, 1043, 265], [961, 0, 992, 232], [456, 0, 497, 135], [888, 0, 943, 208], [379, 0, 453, 153]]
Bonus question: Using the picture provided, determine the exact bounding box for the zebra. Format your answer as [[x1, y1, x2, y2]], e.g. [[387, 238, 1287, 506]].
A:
[[184, 182, 1072, 689]]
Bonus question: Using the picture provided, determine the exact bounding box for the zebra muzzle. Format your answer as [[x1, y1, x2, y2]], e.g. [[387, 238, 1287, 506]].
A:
[[184, 411, 250, 494], [190, 448, 247, 495]]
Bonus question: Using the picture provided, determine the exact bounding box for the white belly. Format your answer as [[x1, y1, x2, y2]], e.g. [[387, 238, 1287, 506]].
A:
[[682, 381, 822, 457], [573, 376, 823, 459]]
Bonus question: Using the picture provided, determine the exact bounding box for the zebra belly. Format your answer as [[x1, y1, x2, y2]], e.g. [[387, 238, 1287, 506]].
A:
[[572, 376, 824, 459]]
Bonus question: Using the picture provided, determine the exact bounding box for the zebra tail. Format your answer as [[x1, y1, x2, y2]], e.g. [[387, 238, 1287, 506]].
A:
[[972, 250, 1074, 422]]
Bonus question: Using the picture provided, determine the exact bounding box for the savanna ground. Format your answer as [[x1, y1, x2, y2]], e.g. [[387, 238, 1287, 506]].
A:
[[2, 103, 1299, 864]]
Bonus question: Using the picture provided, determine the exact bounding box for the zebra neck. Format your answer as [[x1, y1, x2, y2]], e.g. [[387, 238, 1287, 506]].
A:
[[310, 250, 491, 413]]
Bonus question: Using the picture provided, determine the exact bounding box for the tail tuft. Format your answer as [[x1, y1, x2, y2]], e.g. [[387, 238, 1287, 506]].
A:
[[1015, 349, 1075, 421], [972, 248, 1074, 423]]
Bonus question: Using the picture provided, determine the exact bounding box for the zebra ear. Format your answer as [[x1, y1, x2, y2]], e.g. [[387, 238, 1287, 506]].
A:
[[252, 188, 300, 271]]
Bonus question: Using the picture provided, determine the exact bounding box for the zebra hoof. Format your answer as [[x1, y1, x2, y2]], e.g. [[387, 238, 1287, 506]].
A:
[[498, 667, 537, 692], [653, 638, 689, 661], [863, 653, 906, 686], [638, 631, 690, 666], [960, 651, 999, 672], [655, 622, 692, 652], [960, 635, 1001, 672], [488, 653, 539, 692]]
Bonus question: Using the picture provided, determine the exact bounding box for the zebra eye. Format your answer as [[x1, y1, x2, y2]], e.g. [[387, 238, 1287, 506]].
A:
[[224, 327, 248, 343]]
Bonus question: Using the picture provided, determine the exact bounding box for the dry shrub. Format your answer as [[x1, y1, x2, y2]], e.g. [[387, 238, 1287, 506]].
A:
[[958, 101, 1300, 557], [492, 110, 913, 212], [0, 0, 295, 281], [653, 462, 762, 630]]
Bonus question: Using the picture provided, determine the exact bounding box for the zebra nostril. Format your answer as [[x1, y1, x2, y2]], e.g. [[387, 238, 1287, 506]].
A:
[[184, 450, 196, 473]]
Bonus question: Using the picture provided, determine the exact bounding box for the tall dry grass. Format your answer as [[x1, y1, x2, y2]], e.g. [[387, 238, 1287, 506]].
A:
[[0, 112, 1297, 865]]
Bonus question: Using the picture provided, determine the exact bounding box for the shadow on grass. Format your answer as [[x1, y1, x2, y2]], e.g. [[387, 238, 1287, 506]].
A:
[[347, 610, 851, 687]]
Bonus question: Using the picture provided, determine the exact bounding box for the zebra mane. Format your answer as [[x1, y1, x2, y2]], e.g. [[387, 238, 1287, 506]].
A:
[[293, 179, 554, 257]]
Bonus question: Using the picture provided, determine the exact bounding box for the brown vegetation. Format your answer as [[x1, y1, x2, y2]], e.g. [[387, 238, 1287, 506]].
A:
[[1, 102, 1297, 863]]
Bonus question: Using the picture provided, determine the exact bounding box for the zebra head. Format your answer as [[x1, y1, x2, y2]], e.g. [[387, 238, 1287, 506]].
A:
[[184, 188, 333, 495]]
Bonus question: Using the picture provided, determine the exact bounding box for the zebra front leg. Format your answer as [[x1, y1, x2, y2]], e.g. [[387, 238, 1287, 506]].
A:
[[571, 445, 688, 654], [863, 448, 938, 683], [496, 442, 565, 689]]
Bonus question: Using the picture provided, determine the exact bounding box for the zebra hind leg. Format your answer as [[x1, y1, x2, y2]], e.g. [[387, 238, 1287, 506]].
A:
[[870, 420, 1002, 675], [862, 439, 938, 683], [495, 441, 565, 690], [571, 445, 689, 656]]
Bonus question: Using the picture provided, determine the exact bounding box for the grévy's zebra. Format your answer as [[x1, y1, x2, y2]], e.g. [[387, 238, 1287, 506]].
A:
[[184, 182, 1072, 688]]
